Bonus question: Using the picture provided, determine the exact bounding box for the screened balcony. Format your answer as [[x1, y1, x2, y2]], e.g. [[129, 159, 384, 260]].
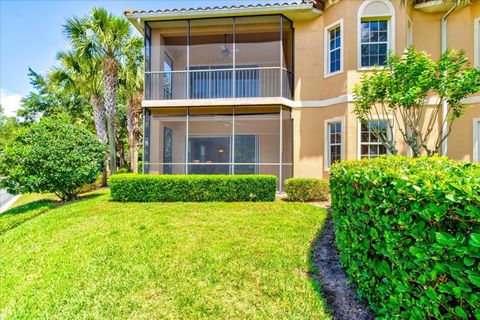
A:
[[144, 15, 294, 101], [143, 106, 293, 191]]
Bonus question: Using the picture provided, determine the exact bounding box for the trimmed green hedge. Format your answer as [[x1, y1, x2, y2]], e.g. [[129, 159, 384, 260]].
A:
[[285, 178, 329, 202], [330, 156, 480, 319], [110, 174, 278, 202]]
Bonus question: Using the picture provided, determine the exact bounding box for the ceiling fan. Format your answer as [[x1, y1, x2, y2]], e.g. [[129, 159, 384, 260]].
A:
[[220, 34, 239, 58]]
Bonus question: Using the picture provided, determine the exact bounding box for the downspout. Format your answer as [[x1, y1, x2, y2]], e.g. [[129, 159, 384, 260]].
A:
[[441, 5, 455, 156]]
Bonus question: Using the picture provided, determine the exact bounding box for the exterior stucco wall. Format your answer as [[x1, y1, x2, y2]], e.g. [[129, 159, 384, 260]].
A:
[[447, 104, 480, 162], [293, 103, 348, 179]]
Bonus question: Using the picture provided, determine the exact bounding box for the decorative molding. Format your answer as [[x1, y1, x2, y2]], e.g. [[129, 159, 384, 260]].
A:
[[142, 94, 480, 109]]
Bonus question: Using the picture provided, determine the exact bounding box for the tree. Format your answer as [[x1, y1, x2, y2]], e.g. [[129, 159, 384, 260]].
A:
[[64, 7, 132, 174], [120, 36, 144, 173], [0, 105, 20, 153], [19, 68, 89, 123], [0, 118, 104, 201], [50, 50, 109, 186], [354, 47, 480, 157]]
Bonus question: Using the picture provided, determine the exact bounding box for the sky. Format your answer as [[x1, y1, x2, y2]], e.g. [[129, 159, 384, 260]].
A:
[[0, 0, 272, 116]]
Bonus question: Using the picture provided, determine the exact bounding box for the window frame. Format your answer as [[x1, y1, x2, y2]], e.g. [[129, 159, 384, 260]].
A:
[[357, 0, 395, 70], [324, 116, 345, 171], [473, 118, 480, 163], [324, 19, 344, 78], [357, 117, 395, 159]]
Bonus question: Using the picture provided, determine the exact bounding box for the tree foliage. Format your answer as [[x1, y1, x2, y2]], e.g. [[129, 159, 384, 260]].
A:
[[354, 47, 480, 157], [0, 118, 104, 201], [19, 68, 90, 123], [0, 106, 21, 152]]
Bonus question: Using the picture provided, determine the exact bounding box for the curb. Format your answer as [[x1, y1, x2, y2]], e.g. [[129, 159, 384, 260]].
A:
[[0, 194, 21, 213]]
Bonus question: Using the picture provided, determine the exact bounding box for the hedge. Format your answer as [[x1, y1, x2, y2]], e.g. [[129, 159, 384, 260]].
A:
[[110, 174, 278, 202], [285, 178, 329, 202], [330, 156, 480, 319]]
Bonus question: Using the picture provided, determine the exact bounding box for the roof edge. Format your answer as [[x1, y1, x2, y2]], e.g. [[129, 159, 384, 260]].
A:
[[125, 2, 322, 34]]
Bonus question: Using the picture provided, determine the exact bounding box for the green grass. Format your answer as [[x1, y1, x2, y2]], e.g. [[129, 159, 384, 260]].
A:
[[0, 189, 331, 319]]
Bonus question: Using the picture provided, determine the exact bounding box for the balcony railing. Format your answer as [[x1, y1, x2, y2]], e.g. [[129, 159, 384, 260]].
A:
[[145, 67, 293, 100]]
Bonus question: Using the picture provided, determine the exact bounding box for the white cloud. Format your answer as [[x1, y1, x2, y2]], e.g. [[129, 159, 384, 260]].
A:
[[0, 88, 22, 117]]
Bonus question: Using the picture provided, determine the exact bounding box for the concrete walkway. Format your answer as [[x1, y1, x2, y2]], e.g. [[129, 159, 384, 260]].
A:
[[0, 189, 20, 212]]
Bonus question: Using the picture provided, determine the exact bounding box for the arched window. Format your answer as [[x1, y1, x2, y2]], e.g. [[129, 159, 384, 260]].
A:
[[357, 0, 395, 68]]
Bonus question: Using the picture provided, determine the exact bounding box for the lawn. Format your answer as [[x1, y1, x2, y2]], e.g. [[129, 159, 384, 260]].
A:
[[0, 189, 331, 319]]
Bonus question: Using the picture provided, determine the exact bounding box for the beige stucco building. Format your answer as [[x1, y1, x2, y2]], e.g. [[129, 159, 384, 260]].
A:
[[125, 0, 480, 191]]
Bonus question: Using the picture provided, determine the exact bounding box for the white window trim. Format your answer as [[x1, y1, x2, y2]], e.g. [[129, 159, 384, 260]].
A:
[[324, 18, 344, 78], [474, 17, 479, 68], [324, 116, 345, 171], [407, 15, 413, 47], [473, 118, 480, 163], [357, 116, 395, 159], [357, 0, 396, 70]]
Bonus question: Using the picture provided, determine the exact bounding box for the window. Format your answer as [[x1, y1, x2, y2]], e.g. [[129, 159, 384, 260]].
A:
[[358, 0, 395, 69], [360, 120, 390, 159], [324, 19, 343, 77], [361, 20, 388, 67], [324, 117, 344, 170]]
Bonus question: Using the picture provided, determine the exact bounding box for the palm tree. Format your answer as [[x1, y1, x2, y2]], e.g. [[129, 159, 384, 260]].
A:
[[50, 50, 109, 186], [64, 8, 131, 175], [399, 0, 472, 6], [120, 37, 144, 174]]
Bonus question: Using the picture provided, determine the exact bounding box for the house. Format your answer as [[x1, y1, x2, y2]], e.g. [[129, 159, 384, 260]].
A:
[[125, 0, 480, 191]]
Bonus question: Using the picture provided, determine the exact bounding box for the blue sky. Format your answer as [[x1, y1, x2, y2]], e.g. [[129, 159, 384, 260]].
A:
[[0, 0, 271, 116]]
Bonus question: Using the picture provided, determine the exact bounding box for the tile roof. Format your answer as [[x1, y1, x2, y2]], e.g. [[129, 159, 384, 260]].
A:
[[124, 1, 324, 16]]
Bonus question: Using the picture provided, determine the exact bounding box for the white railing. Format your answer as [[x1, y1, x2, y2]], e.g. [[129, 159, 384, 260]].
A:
[[145, 67, 293, 100]]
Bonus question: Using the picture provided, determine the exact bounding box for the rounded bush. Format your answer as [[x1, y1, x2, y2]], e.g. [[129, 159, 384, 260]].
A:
[[0, 119, 104, 201], [285, 178, 329, 202]]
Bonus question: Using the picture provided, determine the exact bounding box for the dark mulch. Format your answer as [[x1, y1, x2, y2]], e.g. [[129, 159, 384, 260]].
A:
[[310, 207, 375, 320]]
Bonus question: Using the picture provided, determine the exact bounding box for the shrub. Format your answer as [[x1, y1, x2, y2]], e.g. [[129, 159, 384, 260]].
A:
[[285, 178, 329, 202], [330, 156, 480, 319], [110, 174, 278, 202], [137, 161, 143, 173], [116, 168, 130, 174], [0, 118, 104, 201]]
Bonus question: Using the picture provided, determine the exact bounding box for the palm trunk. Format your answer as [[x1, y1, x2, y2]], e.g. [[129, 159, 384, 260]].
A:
[[102, 55, 118, 175], [126, 92, 143, 174], [90, 94, 109, 186]]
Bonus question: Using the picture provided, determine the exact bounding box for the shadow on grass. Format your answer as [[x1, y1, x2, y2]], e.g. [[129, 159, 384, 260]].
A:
[[308, 208, 374, 320], [0, 200, 57, 235], [0, 191, 104, 235]]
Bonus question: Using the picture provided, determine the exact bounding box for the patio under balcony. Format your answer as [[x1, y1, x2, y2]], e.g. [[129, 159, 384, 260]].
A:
[[144, 106, 293, 191]]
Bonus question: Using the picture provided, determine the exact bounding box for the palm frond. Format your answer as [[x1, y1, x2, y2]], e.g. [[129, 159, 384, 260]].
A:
[[399, 0, 473, 7]]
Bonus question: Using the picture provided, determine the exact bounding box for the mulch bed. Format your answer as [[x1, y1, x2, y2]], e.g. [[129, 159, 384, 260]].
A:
[[310, 204, 375, 320]]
